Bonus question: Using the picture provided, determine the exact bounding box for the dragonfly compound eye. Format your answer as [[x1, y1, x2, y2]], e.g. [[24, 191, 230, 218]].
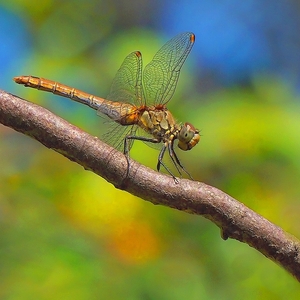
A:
[[178, 122, 200, 151]]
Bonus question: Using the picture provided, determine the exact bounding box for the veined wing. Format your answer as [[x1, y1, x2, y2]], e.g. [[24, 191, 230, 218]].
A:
[[99, 51, 143, 152], [143, 32, 195, 105], [106, 51, 144, 106], [102, 122, 138, 151]]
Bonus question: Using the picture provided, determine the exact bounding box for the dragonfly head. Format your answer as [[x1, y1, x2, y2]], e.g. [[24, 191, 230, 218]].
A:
[[178, 122, 200, 151]]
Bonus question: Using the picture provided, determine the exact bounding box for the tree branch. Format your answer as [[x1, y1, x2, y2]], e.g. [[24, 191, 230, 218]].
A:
[[1, 89, 300, 280]]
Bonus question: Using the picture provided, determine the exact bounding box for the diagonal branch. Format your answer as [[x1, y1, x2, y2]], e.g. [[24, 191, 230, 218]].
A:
[[1, 89, 300, 280]]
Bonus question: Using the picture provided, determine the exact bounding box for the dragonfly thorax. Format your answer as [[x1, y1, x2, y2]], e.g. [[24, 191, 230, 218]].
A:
[[138, 107, 179, 142]]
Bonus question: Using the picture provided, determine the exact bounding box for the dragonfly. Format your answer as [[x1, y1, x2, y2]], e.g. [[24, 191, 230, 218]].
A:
[[14, 32, 200, 182]]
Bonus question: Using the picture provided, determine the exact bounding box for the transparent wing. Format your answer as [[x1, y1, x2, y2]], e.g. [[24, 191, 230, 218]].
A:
[[101, 51, 143, 152], [107, 51, 144, 106], [143, 32, 195, 105], [102, 121, 138, 152]]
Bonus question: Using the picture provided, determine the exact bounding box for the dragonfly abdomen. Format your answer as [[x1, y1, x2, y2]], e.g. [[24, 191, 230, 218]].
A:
[[14, 75, 140, 125], [13, 75, 106, 111]]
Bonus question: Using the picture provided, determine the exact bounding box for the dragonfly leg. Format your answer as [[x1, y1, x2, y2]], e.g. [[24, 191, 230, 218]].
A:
[[157, 144, 179, 183], [124, 135, 160, 178], [124, 136, 134, 178], [168, 141, 194, 180], [167, 142, 183, 177], [124, 135, 179, 183]]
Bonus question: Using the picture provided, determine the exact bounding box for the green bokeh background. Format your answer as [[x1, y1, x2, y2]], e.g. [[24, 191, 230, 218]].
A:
[[1, 0, 300, 299]]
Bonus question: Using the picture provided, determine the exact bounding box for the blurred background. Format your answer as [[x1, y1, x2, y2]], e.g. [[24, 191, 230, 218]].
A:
[[1, 0, 300, 298]]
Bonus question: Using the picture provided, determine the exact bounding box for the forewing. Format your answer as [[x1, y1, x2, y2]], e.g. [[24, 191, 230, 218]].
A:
[[107, 51, 144, 106], [143, 32, 195, 105]]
